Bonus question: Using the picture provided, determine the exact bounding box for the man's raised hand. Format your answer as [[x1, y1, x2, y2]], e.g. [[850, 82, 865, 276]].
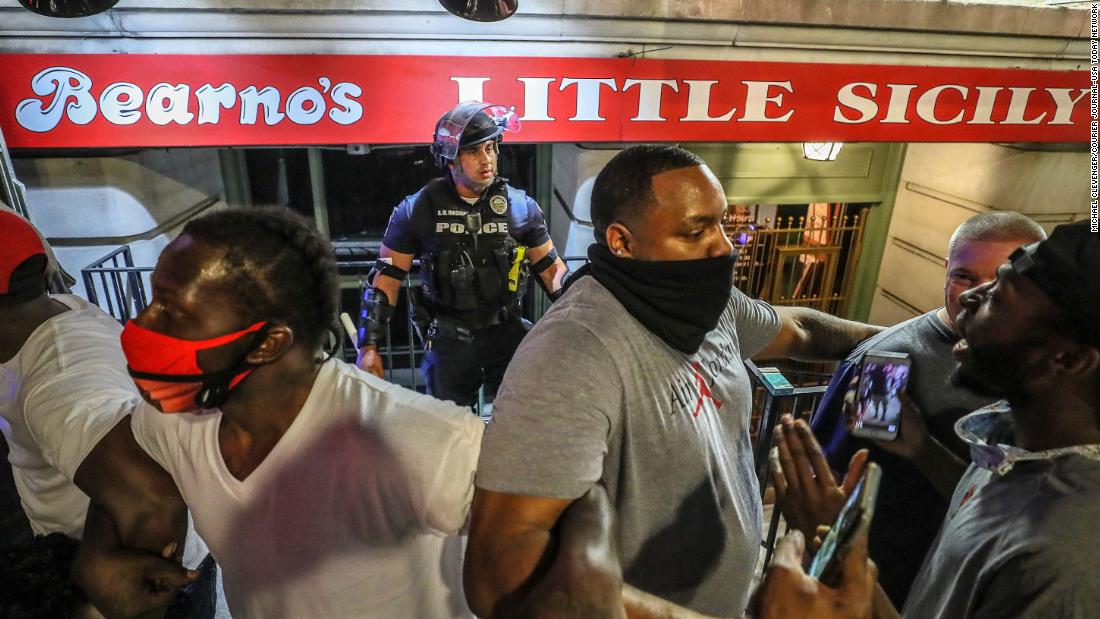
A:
[[770, 415, 868, 542]]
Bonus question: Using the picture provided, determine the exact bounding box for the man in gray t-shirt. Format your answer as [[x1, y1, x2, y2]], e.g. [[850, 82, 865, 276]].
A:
[[479, 278, 779, 614], [899, 221, 1100, 618], [464, 146, 881, 618], [810, 212, 1047, 605], [903, 403, 1100, 619], [775, 220, 1100, 618]]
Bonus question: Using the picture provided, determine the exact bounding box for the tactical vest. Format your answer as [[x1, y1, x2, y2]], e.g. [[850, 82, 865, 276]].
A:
[[419, 178, 530, 322]]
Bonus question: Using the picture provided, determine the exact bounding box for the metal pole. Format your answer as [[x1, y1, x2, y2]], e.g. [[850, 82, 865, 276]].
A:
[[307, 148, 330, 238], [406, 277, 418, 391], [763, 502, 784, 567], [0, 124, 28, 218]]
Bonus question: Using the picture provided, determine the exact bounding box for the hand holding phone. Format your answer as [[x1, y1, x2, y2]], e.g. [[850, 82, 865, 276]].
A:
[[851, 351, 911, 442], [748, 524, 876, 619], [808, 462, 881, 588]]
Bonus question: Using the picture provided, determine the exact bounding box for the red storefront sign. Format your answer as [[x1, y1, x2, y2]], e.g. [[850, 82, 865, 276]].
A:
[[0, 54, 1089, 148]]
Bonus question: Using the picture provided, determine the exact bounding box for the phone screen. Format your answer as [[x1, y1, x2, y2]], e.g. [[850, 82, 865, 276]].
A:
[[808, 463, 881, 586], [851, 351, 911, 441]]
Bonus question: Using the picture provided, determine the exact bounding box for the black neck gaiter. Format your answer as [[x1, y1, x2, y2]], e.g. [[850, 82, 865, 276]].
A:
[[574, 244, 736, 355]]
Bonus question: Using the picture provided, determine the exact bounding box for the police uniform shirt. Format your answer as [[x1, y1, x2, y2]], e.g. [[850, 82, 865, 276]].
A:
[[382, 177, 550, 257]]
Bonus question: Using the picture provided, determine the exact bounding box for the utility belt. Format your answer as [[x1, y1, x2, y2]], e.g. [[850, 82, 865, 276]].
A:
[[430, 304, 520, 342]]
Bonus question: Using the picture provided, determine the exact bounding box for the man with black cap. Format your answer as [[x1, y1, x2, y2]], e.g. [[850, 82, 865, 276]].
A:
[[898, 218, 1100, 617], [356, 101, 568, 409], [804, 212, 1046, 607], [0, 211, 211, 615], [775, 219, 1100, 618]]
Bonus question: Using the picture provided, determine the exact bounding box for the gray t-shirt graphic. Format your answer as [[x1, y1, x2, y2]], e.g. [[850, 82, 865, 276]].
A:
[[476, 276, 781, 616]]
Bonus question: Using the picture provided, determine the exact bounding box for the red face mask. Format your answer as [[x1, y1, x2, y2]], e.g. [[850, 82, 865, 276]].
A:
[[120, 320, 268, 413]]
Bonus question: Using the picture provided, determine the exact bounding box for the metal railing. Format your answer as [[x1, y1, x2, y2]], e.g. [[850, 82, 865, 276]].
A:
[[560, 207, 867, 320], [342, 259, 427, 391], [81, 245, 153, 323], [726, 208, 868, 316], [745, 360, 831, 566]]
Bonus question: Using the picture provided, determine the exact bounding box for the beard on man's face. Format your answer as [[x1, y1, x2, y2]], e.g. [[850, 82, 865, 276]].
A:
[[950, 339, 1042, 404]]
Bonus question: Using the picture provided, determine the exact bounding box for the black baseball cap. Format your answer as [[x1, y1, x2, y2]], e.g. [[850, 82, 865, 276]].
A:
[[1009, 219, 1100, 342]]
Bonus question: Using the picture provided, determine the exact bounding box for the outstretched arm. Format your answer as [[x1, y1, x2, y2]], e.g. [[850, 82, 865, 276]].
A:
[[868, 393, 968, 498], [756, 307, 882, 362]]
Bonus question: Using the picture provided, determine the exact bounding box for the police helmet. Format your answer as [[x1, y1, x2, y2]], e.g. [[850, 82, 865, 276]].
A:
[[430, 101, 519, 167]]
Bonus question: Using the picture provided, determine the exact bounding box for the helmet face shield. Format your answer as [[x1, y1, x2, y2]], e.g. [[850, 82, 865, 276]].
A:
[[433, 102, 519, 165]]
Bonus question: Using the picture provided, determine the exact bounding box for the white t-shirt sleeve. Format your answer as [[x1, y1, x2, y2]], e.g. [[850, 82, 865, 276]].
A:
[[128, 404, 210, 572], [128, 401, 184, 477], [376, 389, 485, 536], [22, 367, 141, 482]]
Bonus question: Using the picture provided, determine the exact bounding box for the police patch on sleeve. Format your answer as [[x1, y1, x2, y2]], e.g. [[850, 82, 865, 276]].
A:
[[489, 195, 508, 215]]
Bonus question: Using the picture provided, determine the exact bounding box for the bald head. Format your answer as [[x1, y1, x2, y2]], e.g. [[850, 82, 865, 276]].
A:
[[943, 211, 1047, 330], [948, 211, 1047, 257]]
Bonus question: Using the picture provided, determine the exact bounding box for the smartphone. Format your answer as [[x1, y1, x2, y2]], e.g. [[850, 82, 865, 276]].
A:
[[758, 367, 795, 396], [850, 350, 911, 441], [808, 462, 881, 587]]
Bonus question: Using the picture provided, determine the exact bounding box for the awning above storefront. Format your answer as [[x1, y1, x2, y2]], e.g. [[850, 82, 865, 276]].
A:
[[0, 54, 1088, 148]]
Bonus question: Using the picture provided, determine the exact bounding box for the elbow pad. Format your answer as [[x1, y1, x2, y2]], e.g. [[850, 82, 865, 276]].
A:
[[530, 248, 559, 275], [531, 248, 567, 302], [357, 287, 395, 349], [372, 258, 409, 282]]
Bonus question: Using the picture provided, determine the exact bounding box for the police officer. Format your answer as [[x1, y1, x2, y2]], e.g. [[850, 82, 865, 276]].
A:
[[356, 101, 567, 408]]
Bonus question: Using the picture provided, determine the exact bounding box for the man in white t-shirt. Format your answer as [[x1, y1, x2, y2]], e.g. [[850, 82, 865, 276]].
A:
[[1, 284, 134, 538], [0, 211, 207, 612], [77, 207, 485, 618], [130, 358, 482, 617]]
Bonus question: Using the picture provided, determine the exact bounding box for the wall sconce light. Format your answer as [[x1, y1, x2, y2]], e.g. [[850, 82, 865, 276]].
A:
[[18, 0, 118, 17], [439, 0, 518, 22], [803, 143, 843, 161]]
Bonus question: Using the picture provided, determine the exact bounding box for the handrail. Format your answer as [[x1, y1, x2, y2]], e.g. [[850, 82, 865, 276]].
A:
[[746, 360, 829, 491], [553, 187, 591, 225], [47, 195, 220, 247], [81, 245, 152, 323], [0, 124, 29, 218]]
